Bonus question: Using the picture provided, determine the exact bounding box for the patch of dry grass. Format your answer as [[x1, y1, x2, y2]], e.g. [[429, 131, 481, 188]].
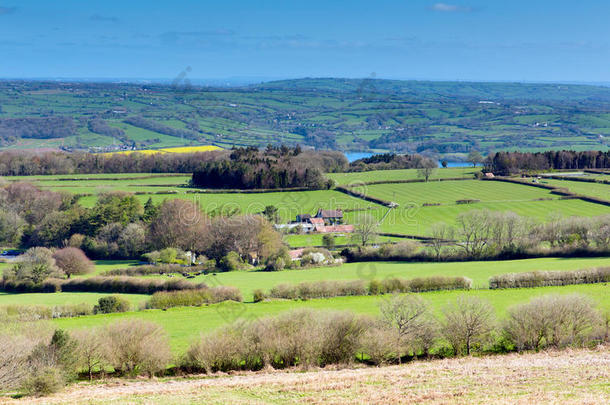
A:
[[3, 346, 609, 404]]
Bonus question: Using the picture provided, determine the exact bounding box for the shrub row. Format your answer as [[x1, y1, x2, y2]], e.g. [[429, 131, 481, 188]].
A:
[[145, 287, 243, 309], [184, 294, 608, 374], [261, 276, 471, 301], [0, 276, 207, 295], [369, 276, 472, 294], [456, 199, 480, 204], [103, 264, 214, 277], [3, 294, 607, 396], [0, 303, 93, 321], [489, 267, 610, 289], [267, 280, 367, 300]]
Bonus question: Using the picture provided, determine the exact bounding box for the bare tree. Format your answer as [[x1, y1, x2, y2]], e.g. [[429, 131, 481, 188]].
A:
[[353, 214, 379, 246], [379, 294, 432, 363], [73, 328, 107, 381], [455, 210, 493, 258], [429, 222, 455, 260], [442, 295, 495, 355], [417, 159, 437, 182], [467, 150, 484, 167]]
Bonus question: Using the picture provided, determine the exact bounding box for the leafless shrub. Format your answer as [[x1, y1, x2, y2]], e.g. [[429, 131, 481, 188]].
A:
[[504, 294, 601, 351], [103, 320, 172, 376], [0, 322, 54, 390], [442, 295, 495, 355], [379, 294, 438, 363], [268, 280, 367, 300], [183, 309, 369, 372], [72, 328, 109, 381]]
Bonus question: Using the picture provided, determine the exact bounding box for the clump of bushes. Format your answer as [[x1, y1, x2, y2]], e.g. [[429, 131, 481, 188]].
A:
[[1, 320, 173, 396], [456, 199, 480, 204], [490, 267, 610, 289], [182, 309, 368, 372], [104, 263, 215, 277], [93, 296, 130, 314], [145, 287, 243, 309], [503, 294, 603, 350]]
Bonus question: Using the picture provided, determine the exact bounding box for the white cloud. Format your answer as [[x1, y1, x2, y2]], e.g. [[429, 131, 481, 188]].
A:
[[432, 3, 473, 13]]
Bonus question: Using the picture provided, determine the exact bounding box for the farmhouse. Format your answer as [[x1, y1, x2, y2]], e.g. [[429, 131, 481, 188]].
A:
[[315, 209, 344, 225], [288, 209, 353, 234]]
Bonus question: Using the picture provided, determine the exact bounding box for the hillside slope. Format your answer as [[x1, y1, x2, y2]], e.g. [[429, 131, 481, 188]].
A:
[[1, 78, 610, 155], [6, 347, 608, 404]]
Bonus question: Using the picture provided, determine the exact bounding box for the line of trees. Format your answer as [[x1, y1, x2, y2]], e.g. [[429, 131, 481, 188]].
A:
[[485, 150, 610, 175], [345, 210, 610, 262], [0, 149, 227, 176], [348, 153, 437, 172], [192, 145, 340, 189]]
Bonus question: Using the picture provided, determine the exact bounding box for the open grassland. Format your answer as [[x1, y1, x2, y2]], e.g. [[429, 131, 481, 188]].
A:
[[182, 256, 610, 300], [326, 167, 477, 185], [346, 198, 610, 236], [79, 190, 381, 221], [362, 179, 557, 206], [52, 283, 610, 353], [540, 178, 610, 200], [6, 348, 607, 404], [4, 174, 192, 195], [4, 257, 608, 303], [344, 179, 610, 235]]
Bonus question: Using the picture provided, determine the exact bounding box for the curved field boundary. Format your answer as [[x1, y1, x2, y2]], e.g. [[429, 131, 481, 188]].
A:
[[486, 177, 610, 207], [335, 185, 394, 207]]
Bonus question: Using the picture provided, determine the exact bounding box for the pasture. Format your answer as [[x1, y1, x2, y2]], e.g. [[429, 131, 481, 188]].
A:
[[540, 178, 610, 200], [345, 180, 610, 235], [52, 283, 610, 353], [326, 167, 476, 185]]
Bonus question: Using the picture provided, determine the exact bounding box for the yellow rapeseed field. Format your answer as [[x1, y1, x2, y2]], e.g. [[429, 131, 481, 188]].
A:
[[103, 145, 222, 155]]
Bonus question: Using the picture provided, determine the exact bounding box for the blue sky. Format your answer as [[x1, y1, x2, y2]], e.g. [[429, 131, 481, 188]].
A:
[[0, 0, 608, 83]]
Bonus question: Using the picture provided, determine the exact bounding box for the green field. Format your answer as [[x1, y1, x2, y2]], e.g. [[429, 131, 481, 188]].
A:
[[180, 256, 610, 300], [540, 178, 610, 200], [341, 180, 610, 235], [78, 189, 381, 221], [362, 180, 557, 206], [52, 283, 610, 353], [326, 167, 477, 185]]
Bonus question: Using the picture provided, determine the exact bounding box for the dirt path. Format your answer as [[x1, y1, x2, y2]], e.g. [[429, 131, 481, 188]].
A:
[[3, 347, 609, 404]]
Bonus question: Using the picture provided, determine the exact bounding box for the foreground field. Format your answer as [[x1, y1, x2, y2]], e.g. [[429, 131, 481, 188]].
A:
[[5, 347, 608, 404]]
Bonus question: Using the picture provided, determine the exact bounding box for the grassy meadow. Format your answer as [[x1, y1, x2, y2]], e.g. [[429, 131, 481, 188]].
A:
[[326, 167, 477, 185], [540, 178, 610, 200], [52, 283, 610, 353]]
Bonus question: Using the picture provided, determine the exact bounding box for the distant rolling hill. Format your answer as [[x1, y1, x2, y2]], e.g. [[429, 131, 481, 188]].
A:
[[0, 78, 609, 157]]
